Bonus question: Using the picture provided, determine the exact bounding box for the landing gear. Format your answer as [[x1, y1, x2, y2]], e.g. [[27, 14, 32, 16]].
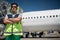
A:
[[31, 32, 35, 38], [23, 31, 60, 38], [25, 32, 29, 38], [39, 32, 43, 38], [23, 32, 44, 38], [42, 31, 60, 38], [23, 32, 29, 38]]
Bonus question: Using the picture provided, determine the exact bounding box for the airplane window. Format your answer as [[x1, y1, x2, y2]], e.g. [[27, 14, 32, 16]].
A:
[[50, 15, 52, 18], [31, 17, 33, 19], [37, 16, 39, 19], [26, 17, 27, 19], [59, 15, 60, 17], [56, 15, 58, 17], [40, 16, 42, 18], [43, 16, 45, 18], [34, 17, 35, 19], [53, 15, 55, 17], [28, 17, 30, 19], [46, 16, 48, 18], [23, 17, 24, 19]]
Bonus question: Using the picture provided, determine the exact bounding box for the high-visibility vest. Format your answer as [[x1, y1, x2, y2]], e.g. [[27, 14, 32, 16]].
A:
[[4, 14, 23, 36]]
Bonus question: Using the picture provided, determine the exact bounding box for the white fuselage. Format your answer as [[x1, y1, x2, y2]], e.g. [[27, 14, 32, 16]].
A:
[[22, 9, 60, 32]]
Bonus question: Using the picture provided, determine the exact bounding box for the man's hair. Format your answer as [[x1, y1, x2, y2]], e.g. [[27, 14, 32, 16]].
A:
[[11, 3, 18, 9]]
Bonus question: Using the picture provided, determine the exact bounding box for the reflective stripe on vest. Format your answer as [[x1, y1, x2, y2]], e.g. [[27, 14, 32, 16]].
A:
[[4, 33, 23, 36], [4, 22, 22, 36]]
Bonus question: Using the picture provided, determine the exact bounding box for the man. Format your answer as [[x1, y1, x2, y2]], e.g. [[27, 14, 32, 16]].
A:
[[4, 3, 22, 40]]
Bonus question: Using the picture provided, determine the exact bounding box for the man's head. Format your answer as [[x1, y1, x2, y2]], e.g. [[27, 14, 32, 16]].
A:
[[11, 3, 18, 13]]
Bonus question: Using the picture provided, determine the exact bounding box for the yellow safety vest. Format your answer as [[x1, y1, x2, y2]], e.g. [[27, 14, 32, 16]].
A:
[[4, 14, 23, 36], [4, 22, 23, 36]]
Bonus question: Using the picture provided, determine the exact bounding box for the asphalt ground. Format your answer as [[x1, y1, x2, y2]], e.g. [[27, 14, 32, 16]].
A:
[[21, 38, 60, 40]]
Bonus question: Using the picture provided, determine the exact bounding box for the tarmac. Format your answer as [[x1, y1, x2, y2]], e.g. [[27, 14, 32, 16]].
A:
[[21, 38, 60, 40]]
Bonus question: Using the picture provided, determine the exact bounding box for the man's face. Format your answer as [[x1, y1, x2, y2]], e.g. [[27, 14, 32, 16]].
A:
[[11, 4, 17, 13]]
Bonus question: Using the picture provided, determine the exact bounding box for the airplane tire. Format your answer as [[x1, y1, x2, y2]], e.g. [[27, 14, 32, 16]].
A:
[[39, 32, 43, 38], [25, 32, 29, 38]]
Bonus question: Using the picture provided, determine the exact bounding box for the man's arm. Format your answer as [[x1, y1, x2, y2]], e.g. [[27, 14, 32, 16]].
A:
[[9, 14, 22, 23], [9, 16, 22, 22], [3, 17, 13, 24]]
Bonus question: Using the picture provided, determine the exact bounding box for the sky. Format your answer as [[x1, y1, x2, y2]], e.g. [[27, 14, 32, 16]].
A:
[[6, 0, 60, 12]]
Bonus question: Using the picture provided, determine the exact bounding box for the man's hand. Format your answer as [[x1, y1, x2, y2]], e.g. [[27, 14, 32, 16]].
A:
[[9, 18, 14, 21]]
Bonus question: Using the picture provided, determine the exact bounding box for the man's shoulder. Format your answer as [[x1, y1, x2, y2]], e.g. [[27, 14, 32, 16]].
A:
[[6, 13, 20, 16], [6, 13, 12, 15], [6, 14, 12, 17]]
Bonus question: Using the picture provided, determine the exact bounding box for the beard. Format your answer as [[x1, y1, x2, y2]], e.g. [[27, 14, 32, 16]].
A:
[[12, 11, 17, 14]]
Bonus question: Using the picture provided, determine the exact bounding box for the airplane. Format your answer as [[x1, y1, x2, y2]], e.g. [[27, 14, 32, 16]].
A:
[[0, 0, 60, 38], [22, 9, 60, 32]]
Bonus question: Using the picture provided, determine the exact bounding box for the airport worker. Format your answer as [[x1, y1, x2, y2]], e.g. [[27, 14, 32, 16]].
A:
[[3, 3, 22, 40]]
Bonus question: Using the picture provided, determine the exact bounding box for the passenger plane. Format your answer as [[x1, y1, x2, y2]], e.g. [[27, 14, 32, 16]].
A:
[[22, 9, 60, 32]]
